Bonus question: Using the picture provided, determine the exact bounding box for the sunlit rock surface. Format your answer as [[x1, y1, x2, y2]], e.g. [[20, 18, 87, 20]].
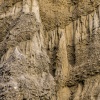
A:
[[0, 0, 100, 100]]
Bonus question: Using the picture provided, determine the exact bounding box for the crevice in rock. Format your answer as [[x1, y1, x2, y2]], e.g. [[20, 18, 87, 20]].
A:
[[23, 98, 27, 100]]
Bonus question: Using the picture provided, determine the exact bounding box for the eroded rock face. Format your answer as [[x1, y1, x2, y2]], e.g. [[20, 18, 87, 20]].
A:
[[0, 1, 56, 99], [0, 0, 100, 100]]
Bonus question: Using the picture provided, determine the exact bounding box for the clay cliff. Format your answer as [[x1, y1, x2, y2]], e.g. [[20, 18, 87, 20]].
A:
[[0, 0, 100, 100]]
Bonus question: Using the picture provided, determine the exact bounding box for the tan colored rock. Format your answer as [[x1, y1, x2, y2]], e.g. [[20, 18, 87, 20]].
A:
[[0, 0, 100, 100]]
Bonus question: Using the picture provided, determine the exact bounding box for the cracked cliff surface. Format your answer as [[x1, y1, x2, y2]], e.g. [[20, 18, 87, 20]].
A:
[[0, 0, 100, 100]]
